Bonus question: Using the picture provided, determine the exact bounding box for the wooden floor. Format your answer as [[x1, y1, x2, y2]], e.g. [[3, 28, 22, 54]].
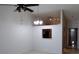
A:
[[63, 48, 79, 54]]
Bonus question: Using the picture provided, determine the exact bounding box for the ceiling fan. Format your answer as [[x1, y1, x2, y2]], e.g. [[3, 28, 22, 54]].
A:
[[14, 4, 39, 12]]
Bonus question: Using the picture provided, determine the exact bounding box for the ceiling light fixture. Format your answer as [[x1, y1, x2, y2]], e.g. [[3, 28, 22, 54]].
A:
[[39, 20, 43, 24], [34, 20, 39, 25], [33, 19, 43, 25], [33, 5, 43, 25]]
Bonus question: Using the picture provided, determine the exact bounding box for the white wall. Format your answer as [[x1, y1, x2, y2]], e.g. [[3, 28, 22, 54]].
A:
[[32, 10, 63, 54], [32, 25, 62, 53], [0, 6, 33, 53], [0, 6, 63, 54]]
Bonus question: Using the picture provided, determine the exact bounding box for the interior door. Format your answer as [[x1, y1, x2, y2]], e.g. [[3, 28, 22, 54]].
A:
[[68, 28, 78, 48]]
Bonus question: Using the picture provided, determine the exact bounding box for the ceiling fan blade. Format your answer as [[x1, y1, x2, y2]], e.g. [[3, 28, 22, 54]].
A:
[[24, 4, 39, 7], [24, 7, 34, 12], [15, 7, 21, 12]]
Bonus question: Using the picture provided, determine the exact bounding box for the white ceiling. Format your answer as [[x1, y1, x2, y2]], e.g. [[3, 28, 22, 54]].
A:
[[0, 4, 79, 20], [30, 4, 79, 20], [31, 4, 79, 14]]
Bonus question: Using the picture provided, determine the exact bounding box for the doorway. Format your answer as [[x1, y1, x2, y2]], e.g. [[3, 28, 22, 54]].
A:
[[63, 28, 78, 54], [68, 28, 78, 49]]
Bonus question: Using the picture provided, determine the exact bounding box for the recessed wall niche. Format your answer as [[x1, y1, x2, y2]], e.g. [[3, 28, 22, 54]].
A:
[[42, 29, 52, 38], [33, 17, 60, 26], [43, 17, 60, 25]]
